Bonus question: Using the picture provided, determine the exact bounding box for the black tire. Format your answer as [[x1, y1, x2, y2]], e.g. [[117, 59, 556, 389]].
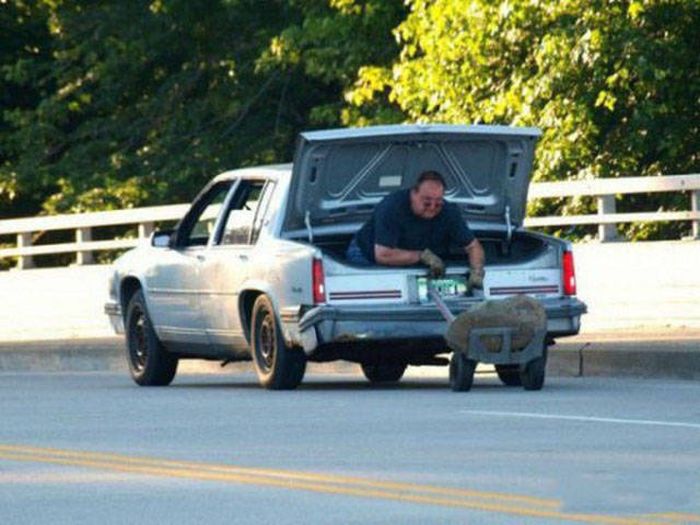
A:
[[125, 290, 178, 386], [251, 295, 306, 390], [449, 353, 477, 392], [361, 362, 407, 383], [495, 364, 522, 387], [520, 346, 548, 391]]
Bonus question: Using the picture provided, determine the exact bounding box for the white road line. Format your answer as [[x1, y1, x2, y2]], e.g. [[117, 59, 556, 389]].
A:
[[460, 410, 700, 430]]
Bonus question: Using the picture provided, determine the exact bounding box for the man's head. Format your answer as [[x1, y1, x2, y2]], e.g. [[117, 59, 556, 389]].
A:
[[410, 171, 446, 220]]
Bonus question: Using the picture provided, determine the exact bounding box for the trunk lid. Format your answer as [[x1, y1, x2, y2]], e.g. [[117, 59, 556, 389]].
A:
[[284, 124, 541, 232]]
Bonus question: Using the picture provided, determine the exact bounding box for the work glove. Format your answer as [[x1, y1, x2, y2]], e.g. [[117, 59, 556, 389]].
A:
[[468, 266, 485, 291], [419, 248, 445, 278]]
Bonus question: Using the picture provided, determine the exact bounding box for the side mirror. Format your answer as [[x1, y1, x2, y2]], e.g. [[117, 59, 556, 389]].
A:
[[150, 230, 174, 248]]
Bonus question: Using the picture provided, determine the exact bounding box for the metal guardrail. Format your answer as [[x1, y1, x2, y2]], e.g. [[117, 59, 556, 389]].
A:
[[1, 174, 699, 270], [0, 204, 190, 269], [525, 174, 700, 242]]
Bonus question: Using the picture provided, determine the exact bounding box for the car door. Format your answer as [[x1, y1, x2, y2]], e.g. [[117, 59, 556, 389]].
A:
[[198, 178, 276, 351], [145, 180, 234, 347]]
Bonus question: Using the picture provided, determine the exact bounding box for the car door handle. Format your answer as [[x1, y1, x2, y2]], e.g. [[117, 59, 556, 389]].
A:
[[196, 254, 206, 262], [238, 254, 249, 261]]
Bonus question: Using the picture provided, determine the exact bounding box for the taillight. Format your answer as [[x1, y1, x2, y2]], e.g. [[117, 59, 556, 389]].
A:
[[562, 250, 577, 296], [312, 258, 326, 304]]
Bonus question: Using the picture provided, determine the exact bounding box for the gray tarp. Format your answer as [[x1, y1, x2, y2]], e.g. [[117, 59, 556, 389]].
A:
[[445, 294, 546, 353]]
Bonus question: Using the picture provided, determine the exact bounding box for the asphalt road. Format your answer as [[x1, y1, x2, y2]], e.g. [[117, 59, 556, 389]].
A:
[[1, 371, 699, 524]]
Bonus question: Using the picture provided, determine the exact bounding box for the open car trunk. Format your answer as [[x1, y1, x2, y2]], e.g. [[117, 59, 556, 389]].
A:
[[302, 229, 551, 267], [282, 124, 542, 237]]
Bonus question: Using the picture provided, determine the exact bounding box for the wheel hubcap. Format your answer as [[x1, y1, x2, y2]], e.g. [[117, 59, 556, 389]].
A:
[[129, 308, 148, 372], [258, 314, 275, 371]]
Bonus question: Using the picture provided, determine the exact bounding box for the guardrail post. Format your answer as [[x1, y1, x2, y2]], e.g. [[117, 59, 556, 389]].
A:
[[692, 190, 700, 240], [138, 221, 154, 240], [16, 232, 35, 270], [597, 195, 618, 242], [76, 227, 93, 265]]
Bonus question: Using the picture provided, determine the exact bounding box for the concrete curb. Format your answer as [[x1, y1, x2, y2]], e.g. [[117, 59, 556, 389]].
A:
[[549, 334, 700, 380], [0, 338, 125, 372], [0, 332, 698, 380]]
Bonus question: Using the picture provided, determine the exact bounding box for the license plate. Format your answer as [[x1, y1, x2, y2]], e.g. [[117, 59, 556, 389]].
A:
[[417, 276, 467, 303]]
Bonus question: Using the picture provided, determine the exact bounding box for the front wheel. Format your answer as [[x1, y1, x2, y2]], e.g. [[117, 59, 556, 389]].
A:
[[361, 362, 407, 383], [125, 290, 178, 386], [251, 295, 306, 390]]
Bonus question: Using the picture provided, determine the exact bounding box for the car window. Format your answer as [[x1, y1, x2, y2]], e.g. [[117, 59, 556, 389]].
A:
[[221, 210, 255, 245], [218, 180, 272, 246], [179, 181, 233, 247], [250, 181, 276, 244]]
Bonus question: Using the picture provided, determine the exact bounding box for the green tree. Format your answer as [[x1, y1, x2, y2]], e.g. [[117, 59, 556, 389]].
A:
[[0, 0, 405, 219], [5, 0, 696, 242], [349, 0, 700, 239], [0, 0, 54, 217], [257, 0, 406, 126], [2, 0, 304, 216]]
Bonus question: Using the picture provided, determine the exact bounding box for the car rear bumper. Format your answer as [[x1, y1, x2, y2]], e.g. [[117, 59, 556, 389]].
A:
[[291, 297, 587, 354]]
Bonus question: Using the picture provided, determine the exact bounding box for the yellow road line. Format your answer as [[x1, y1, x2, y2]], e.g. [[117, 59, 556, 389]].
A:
[[0, 443, 557, 509], [0, 450, 639, 524], [0, 444, 691, 525], [637, 514, 700, 523]]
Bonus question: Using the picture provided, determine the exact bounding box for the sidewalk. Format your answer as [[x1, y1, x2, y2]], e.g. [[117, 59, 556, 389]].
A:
[[548, 327, 700, 380], [1, 328, 698, 380]]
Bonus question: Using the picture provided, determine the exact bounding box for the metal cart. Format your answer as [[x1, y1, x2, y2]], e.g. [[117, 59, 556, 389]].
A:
[[428, 287, 547, 392]]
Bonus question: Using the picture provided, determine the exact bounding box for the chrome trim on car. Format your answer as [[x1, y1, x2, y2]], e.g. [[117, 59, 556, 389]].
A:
[[298, 297, 587, 347], [329, 290, 403, 301], [489, 285, 560, 295], [104, 302, 121, 316]]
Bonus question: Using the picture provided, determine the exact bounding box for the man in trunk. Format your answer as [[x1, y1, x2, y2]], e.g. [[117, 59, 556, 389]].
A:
[[346, 170, 486, 291]]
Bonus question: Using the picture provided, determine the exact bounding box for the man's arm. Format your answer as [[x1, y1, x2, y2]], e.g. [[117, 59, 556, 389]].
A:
[[374, 244, 421, 266], [376, 244, 445, 277], [465, 238, 486, 289], [465, 238, 485, 270]]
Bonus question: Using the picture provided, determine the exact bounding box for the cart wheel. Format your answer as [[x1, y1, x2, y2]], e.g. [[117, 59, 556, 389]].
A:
[[449, 353, 477, 392], [520, 347, 548, 391]]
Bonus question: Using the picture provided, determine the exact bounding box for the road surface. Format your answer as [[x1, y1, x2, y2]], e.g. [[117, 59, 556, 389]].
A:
[[0, 371, 699, 524]]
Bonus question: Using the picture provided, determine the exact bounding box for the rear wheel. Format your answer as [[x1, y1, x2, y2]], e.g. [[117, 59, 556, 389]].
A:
[[495, 364, 522, 386], [520, 346, 548, 391], [125, 290, 178, 386], [361, 362, 407, 383], [251, 295, 306, 390], [449, 353, 477, 392]]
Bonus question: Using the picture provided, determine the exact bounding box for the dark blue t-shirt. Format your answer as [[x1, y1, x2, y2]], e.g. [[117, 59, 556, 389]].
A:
[[354, 189, 475, 263]]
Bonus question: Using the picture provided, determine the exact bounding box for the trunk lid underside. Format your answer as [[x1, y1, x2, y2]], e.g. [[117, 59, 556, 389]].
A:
[[284, 124, 542, 232]]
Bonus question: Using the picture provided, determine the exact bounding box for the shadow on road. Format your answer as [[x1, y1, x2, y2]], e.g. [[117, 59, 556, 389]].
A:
[[164, 373, 572, 392]]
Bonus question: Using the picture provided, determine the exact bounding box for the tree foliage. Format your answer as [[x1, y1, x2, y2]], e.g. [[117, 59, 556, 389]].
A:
[[1, 0, 54, 216], [0, 0, 402, 218], [258, 0, 406, 126], [1, 0, 698, 241], [349, 0, 700, 238]]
